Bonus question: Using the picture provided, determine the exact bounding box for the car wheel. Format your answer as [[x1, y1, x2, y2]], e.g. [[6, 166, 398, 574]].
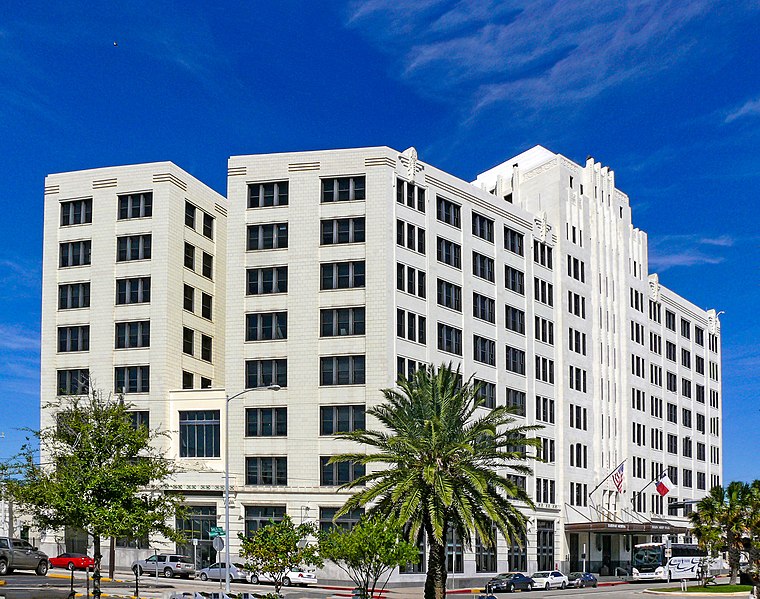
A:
[[593, 583, 598, 588], [67, 562, 76, 571], [200, 573, 208, 581], [0, 559, 8, 576], [508, 583, 515, 592], [283, 577, 292, 587], [164, 567, 174, 578], [249, 575, 259, 584], [561, 581, 566, 589], [545, 582, 550, 591], [36, 560, 49, 576]]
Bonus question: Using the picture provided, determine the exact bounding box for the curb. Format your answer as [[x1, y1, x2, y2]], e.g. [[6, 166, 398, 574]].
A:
[[49, 572, 125, 583]]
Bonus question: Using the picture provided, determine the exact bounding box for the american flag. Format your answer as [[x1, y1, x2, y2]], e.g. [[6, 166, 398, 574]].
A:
[[611, 462, 625, 493]]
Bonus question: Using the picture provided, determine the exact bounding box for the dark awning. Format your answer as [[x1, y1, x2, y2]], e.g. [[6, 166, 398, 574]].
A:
[[565, 521, 689, 534]]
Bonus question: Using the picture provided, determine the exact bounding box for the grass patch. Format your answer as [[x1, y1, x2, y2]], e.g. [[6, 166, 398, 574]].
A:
[[659, 584, 753, 593]]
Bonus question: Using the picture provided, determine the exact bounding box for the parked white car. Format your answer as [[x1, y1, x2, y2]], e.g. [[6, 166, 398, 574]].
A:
[[531, 570, 569, 590], [250, 566, 318, 587]]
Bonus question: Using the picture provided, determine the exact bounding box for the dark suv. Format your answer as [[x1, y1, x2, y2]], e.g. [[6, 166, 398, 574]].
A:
[[0, 537, 49, 576]]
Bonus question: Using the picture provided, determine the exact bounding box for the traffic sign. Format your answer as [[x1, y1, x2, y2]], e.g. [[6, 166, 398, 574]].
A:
[[210, 527, 226, 538], [212, 536, 225, 552]]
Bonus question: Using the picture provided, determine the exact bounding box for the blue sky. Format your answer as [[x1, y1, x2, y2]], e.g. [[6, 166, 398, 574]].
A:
[[1, 1, 758, 481]]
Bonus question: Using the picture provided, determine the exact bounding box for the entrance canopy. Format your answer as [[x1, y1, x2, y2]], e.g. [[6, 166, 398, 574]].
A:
[[565, 521, 688, 535]]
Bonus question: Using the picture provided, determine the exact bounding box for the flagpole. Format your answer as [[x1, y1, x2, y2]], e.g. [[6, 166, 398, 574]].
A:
[[589, 458, 628, 497], [631, 470, 668, 505]]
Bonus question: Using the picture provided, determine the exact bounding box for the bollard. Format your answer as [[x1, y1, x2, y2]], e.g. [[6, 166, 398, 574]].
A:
[[135, 565, 140, 599], [86, 565, 90, 599]]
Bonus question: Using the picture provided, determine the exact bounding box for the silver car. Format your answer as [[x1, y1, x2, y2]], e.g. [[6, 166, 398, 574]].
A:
[[197, 562, 252, 582], [131, 554, 195, 578]]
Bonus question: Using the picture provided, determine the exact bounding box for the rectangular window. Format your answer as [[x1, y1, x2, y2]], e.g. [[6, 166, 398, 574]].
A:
[[505, 388, 526, 416], [475, 531, 497, 573], [533, 240, 553, 269], [202, 252, 213, 279], [536, 396, 555, 423], [320, 356, 366, 385], [474, 381, 496, 409], [320, 405, 366, 435], [114, 365, 150, 393], [505, 346, 526, 375], [184, 242, 195, 270], [201, 334, 212, 362], [115, 321, 150, 349], [246, 457, 287, 486], [182, 371, 193, 389], [118, 192, 152, 219], [397, 309, 426, 344], [59, 240, 91, 267], [60, 198, 92, 226], [534, 277, 554, 306], [436, 237, 461, 268], [320, 307, 365, 337], [245, 359, 288, 388], [58, 282, 90, 309], [397, 178, 426, 211], [505, 266, 525, 295], [667, 403, 678, 423], [185, 202, 196, 229], [201, 292, 213, 320], [246, 312, 288, 341], [436, 279, 462, 311], [179, 410, 220, 458], [183, 327, 194, 355], [437, 323, 462, 355], [247, 266, 288, 295], [321, 217, 365, 244], [203, 212, 214, 239], [58, 325, 90, 352], [321, 261, 365, 290], [320, 457, 365, 486], [116, 277, 151, 304], [535, 316, 554, 345], [473, 335, 496, 366], [665, 310, 676, 331], [56, 369, 89, 395], [397, 264, 427, 299], [247, 223, 289, 250], [681, 318, 691, 339], [117, 234, 151, 261], [473, 293, 495, 323], [472, 252, 495, 282], [695, 326, 704, 347], [472, 212, 494, 242], [244, 506, 285, 536], [246, 407, 287, 437], [505, 305, 525, 334], [129, 410, 150, 429], [503, 227, 524, 256], [535, 356, 554, 383], [183, 284, 194, 312], [248, 181, 288, 208], [322, 176, 366, 202], [436, 196, 461, 228]]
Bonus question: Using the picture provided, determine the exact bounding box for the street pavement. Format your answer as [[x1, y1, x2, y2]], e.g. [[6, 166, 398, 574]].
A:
[[0, 571, 713, 599]]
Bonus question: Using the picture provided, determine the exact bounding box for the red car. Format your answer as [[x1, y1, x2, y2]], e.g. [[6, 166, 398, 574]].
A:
[[49, 552, 95, 570]]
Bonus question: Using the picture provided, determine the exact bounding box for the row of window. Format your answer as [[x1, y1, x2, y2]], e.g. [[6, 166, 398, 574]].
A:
[[185, 201, 215, 240], [57, 366, 152, 395], [60, 193, 153, 226]]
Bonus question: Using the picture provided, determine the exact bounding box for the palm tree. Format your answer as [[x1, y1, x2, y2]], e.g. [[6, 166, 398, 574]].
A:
[[689, 481, 751, 584], [331, 364, 541, 599]]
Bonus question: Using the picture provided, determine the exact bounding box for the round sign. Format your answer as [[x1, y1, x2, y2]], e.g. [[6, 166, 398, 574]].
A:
[[212, 536, 225, 551]]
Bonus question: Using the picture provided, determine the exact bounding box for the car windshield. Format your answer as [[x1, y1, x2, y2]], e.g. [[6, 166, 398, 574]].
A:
[[13, 540, 34, 550], [632, 547, 663, 567], [533, 572, 549, 578], [497, 573, 516, 579], [233, 563, 247, 569]]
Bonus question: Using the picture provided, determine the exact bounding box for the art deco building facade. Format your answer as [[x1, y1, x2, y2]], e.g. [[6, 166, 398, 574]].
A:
[[40, 146, 723, 579]]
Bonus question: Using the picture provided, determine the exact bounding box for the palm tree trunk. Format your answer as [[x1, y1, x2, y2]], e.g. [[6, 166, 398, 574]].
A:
[[727, 533, 738, 585], [424, 537, 447, 599]]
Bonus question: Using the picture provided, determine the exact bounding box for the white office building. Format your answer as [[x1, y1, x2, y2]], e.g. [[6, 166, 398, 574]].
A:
[[40, 146, 723, 579]]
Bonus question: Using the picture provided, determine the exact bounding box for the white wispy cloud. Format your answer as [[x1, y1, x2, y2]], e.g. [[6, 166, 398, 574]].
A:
[[0, 325, 40, 352], [345, 0, 719, 117], [647, 233, 734, 271], [725, 96, 760, 123]]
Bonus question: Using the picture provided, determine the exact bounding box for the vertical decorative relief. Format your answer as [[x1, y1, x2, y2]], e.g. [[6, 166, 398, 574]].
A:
[[648, 274, 661, 302]]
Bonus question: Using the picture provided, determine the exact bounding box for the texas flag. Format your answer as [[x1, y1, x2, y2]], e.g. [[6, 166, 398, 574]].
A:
[[656, 474, 674, 497]]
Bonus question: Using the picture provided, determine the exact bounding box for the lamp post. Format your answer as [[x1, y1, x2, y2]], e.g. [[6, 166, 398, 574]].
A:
[[225, 384, 280, 593]]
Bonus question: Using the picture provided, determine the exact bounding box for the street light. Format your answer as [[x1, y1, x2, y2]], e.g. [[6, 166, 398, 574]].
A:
[[224, 384, 280, 593]]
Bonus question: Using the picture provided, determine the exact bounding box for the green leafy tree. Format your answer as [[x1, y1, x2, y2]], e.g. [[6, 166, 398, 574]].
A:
[[744, 481, 760, 597], [689, 482, 751, 585], [238, 515, 322, 595], [8, 391, 184, 598], [320, 514, 419, 598], [330, 363, 541, 599]]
